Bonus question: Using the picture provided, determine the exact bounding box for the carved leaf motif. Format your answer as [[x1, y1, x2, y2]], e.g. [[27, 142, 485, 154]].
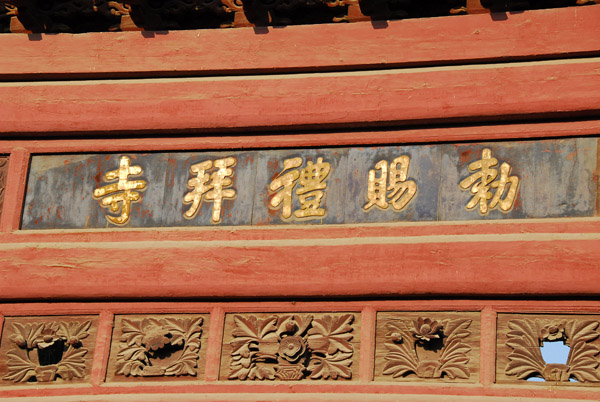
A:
[[3, 349, 36, 382], [443, 319, 471, 340], [439, 338, 471, 379], [57, 321, 91, 345], [308, 352, 353, 379], [248, 365, 275, 380], [382, 340, 419, 378], [57, 346, 88, 380], [10, 322, 45, 348], [307, 314, 354, 355], [566, 320, 599, 345], [505, 319, 545, 380], [568, 341, 600, 382], [232, 315, 278, 343], [121, 319, 146, 346]]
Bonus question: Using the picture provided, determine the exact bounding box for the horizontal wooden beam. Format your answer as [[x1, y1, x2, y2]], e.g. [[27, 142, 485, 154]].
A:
[[0, 392, 596, 402], [1, 59, 599, 134], [1, 220, 599, 300], [1, 120, 600, 153], [1, 6, 599, 80]]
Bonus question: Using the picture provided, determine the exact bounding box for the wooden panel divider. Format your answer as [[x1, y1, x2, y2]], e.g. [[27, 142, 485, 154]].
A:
[[91, 311, 115, 386], [205, 306, 226, 382], [0, 148, 29, 233], [358, 306, 376, 382]]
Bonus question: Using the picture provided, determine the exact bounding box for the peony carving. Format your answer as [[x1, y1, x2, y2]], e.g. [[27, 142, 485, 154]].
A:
[[228, 314, 355, 381], [115, 317, 203, 377], [3, 320, 91, 383], [383, 317, 472, 380], [505, 319, 600, 383]]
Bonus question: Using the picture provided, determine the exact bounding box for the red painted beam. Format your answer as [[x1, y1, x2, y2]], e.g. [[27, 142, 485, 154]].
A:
[[1, 120, 599, 153], [1, 6, 599, 80], [1, 59, 599, 134], [1, 230, 599, 300]]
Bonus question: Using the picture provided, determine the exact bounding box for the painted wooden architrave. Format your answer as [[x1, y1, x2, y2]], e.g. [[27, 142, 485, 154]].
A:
[[0, 301, 598, 401], [0, 6, 599, 80]]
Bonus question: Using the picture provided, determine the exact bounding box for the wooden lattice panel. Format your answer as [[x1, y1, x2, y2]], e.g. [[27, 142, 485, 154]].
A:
[[374, 311, 480, 383], [220, 312, 361, 381], [106, 314, 209, 382], [496, 313, 600, 386], [0, 315, 98, 385]]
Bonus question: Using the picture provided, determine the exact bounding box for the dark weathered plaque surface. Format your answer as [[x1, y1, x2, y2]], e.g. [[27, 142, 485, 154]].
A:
[[21, 137, 598, 229]]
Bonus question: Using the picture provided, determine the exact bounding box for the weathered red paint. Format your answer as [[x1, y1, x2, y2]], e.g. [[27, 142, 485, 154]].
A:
[[1, 60, 599, 134], [0, 6, 598, 80]]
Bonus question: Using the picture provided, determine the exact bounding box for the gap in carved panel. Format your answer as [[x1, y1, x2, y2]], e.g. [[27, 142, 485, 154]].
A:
[[106, 314, 209, 382], [0, 155, 8, 220], [374, 311, 480, 383], [528, 341, 577, 382], [0, 315, 98, 386], [497, 313, 600, 385], [220, 312, 360, 381]]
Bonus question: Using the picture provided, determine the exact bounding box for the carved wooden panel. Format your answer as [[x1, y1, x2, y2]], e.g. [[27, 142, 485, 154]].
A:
[[497, 313, 600, 385], [0, 316, 98, 385], [0, 156, 7, 220], [106, 314, 209, 382], [220, 313, 360, 381], [374, 312, 480, 382]]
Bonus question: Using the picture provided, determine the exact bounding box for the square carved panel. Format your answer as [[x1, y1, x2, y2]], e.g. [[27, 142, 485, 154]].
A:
[[497, 313, 600, 386], [374, 311, 480, 383], [106, 314, 209, 382], [220, 312, 361, 381], [0, 315, 98, 385]]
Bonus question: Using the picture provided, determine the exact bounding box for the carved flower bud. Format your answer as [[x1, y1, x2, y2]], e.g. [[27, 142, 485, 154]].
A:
[[12, 335, 27, 348], [285, 321, 297, 333], [390, 332, 403, 343], [67, 336, 81, 346]]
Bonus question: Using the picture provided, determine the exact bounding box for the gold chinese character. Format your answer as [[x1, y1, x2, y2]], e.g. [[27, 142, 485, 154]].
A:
[[364, 156, 417, 211], [183, 156, 236, 224], [295, 157, 330, 218], [93, 155, 147, 225], [269, 156, 330, 220], [459, 148, 519, 215]]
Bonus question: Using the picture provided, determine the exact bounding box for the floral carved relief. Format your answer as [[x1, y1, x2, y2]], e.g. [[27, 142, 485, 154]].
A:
[[0, 317, 97, 384], [375, 312, 480, 382], [224, 313, 358, 381], [110, 315, 206, 379], [502, 317, 600, 383]]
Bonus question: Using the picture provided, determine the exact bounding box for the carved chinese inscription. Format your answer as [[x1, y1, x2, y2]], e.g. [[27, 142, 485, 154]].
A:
[[459, 148, 519, 215], [375, 312, 480, 382], [223, 313, 358, 381], [0, 156, 8, 219], [269, 157, 331, 221], [108, 315, 207, 380], [93, 155, 147, 225], [183, 157, 236, 224], [498, 315, 600, 384], [0, 316, 97, 384], [364, 156, 417, 212]]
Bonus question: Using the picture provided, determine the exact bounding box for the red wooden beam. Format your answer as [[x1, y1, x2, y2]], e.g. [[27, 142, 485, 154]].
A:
[[1, 6, 599, 80], [1, 228, 599, 300], [1, 59, 599, 134], [0, 120, 599, 153]]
